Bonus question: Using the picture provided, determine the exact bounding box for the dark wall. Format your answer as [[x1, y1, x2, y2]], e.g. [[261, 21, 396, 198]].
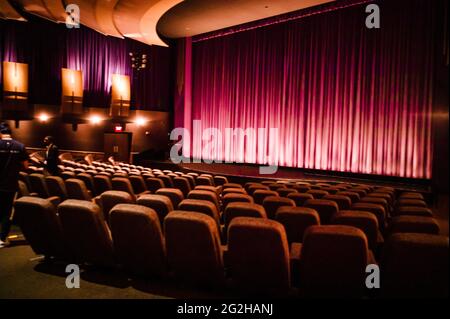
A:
[[4, 110, 170, 155]]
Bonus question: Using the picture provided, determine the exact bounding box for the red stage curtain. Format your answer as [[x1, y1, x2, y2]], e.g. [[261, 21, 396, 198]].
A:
[[184, 0, 441, 179]]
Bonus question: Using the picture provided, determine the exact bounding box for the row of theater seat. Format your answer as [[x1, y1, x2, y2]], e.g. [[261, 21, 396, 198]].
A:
[[15, 160, 447, 297], [20, 163, 441, 246]]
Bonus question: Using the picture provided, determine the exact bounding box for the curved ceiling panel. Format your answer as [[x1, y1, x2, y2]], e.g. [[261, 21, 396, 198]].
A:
[[0, 0, 26, 21], [158, 0, 334, 38], [114, 0, 183, 46], [94, 0, 123, 38], [14, 0, 65, 22], [139, 0, 183, 47]]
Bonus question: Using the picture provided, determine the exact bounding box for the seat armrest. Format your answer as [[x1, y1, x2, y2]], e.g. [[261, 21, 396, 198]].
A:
[[48, 196, 61, 207], [221, 245, 229, 269]]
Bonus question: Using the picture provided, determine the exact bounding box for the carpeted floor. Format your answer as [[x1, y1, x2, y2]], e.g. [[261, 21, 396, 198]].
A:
[[0, 227, 234, 299]]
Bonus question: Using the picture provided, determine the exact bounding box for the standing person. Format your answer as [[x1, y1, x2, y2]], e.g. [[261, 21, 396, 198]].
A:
[[43, 136, 59, 175], [0, 122, 29, 248]]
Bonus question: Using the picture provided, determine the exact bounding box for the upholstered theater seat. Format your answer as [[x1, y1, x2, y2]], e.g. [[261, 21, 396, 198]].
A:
[[61, 171, 76, 180], [352, 202, 386, 232], [66, 178, 92, 201], [222, 183, 243, 190], [214, 175, 228, 186], [275, 206, 320, 244], [98, 190, 134, 222], [195, 185, 222, 196], [29, 173, 52, 198], [306, 189, 329, 199], [286, 193, 314, 206], [323, 194, 352, 210], [381, 233, 448, 298], [389, 216, 440, 235], [263, 196, 295, 220], [45, 176, 68, 200], [14, 197, 66, 259], [178, 199, 221, 228], [19, 171, 31, 190], [396, 199, 427, 208], [252, 189, 279, 205], [348, 188, 367, 198], [173, 177, 192, 197], [58, 200, 114, 266], [164, 211, 225, 287], [112, 177, 149, 200], [17, 180, 38, 198], [109, 204, 167, 277], [399, 192, 425, 201], [277, 188, 298, 198], [331, 210, 383, 251], [155, 188, 184, 208], [145, 177, 165, 193], [223, 202, 267, 241], [227, 217, 291, 295], [129, 175, 149, 195], [393, 206, 433, 217], [292, 184, 311, 193], [158, 175, 174, 188], [222, 193, 253, 210], [77, 173, 96, 195], [247, 184, 270, 196], [359, 197, 390, 216], [196, 176, 213, 186], [366, 192, 393, 205], [188, 190, 220, 211], [137, 194, 174, 224], [320, 186, 340, 195], [304, 199, 339, 224], [335, 191, 360, 204], [93, 175, 112, 195], [298, 225, 372, 297], [268, 183, 286, 191], [222, 187, 247, 195], [182, 174, 197, 189]]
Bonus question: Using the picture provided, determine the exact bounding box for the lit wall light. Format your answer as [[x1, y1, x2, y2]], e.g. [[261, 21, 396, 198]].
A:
[[2, 61, 28, 96], [110, 74, 131, 117], [89, 115, 102, 125], [38, 113, 50, 123], [135, 117, 147, 127], [61, 68, 83, 114]]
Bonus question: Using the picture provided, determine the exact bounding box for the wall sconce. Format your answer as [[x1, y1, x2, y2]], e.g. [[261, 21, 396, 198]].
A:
[[2, 61, 28, 111], [61, 68, 83, 114], [89, 114, 103, 125], [37, 113, 50, 123], [135, 116, 147, 127], [110, 74, 130, 117]]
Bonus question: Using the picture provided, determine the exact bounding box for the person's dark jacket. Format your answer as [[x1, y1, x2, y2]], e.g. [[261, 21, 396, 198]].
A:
[[45, 144, 59, 175]]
